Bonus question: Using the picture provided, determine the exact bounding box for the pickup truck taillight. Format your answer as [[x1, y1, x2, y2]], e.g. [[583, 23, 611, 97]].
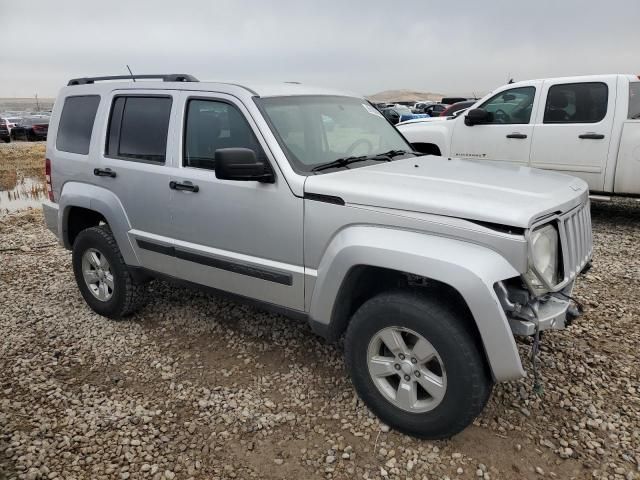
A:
[[45, 158, 54, 202]]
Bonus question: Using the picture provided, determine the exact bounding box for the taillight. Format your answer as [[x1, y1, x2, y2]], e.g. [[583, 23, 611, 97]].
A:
[[45, 158, 54, 202]]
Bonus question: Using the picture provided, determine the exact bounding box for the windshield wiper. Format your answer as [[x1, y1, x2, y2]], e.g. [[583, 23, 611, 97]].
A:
[[378, 149, 420, 158], [311, 155, 389, 172], [311, 150, 418, 172]]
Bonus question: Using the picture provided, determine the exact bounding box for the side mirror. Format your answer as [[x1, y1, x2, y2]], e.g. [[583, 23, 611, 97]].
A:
[[215, 148, 274, 183], [464, 108, 489, 126]]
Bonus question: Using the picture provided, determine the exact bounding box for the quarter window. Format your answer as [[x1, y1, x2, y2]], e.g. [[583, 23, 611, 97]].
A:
[[183, 99, 263, 170], [478, 87, 536, 124], [543, 82, 608, 124], [56, 95, 100, 154], [106, 96, 172, 162], [628, 82, 640, 119]]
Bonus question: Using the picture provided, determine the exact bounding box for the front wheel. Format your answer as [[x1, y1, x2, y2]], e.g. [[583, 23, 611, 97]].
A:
[[344, 290, 493, 439], [72, 226, 147, 318]]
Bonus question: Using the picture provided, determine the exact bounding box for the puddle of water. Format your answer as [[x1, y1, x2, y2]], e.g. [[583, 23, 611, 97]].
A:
[[0, 176, 47, 214]]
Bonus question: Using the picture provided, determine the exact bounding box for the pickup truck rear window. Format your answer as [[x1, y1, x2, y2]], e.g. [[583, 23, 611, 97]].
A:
[[543, 82, 608, 124], [56, 95, 100, 155], [628, 82, 640, 119], [106, 96, 172, 163]]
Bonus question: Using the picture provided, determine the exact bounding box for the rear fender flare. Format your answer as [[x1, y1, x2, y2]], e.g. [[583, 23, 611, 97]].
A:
[[59, 182, 139, 266]]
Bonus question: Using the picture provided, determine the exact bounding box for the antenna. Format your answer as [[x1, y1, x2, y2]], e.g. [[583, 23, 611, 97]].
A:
[[126, 65, 136, 82]]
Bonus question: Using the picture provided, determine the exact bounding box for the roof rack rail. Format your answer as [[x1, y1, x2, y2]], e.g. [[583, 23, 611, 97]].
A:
[[67, 74, 199, 86]]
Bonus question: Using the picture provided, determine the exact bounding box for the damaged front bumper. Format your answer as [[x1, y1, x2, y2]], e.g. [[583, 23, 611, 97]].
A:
[[495, 279, 582, 336]]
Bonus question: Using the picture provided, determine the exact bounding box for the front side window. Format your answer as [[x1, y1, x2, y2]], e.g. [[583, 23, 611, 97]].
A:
[[543, 82, 608, 124], [56, 95, 100, 154], [256, 96, 412, 174], [628, 82, 640, 119], [183, 99, 263, 170], [106, 96, 172, 162], [479, 86, 536, 124]]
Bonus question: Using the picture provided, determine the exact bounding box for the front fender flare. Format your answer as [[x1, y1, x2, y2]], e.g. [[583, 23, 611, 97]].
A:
[[309, 226, 524, 381], [59, 182, 139, 266]]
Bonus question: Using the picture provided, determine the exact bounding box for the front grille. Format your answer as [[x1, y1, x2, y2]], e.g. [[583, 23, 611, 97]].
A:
[[559, 200, 593, 282]]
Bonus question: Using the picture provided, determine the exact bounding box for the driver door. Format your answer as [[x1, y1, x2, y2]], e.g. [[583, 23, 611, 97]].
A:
[[450, 82, 542, 165]]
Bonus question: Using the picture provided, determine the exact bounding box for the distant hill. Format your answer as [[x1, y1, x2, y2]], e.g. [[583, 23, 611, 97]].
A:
[[367, 89, 445, 103], [0, 98, 55, 113]]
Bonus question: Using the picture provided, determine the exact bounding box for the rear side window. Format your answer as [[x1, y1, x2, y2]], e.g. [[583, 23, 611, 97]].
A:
[[543, 82, 608, 124], [56, 95, 100, 154], [106, 96, 172, 163], [183, 99, 263, 170], [628, 82, 640, 119]]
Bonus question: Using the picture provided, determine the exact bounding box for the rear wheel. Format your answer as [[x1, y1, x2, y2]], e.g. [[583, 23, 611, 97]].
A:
[[72, 226, 147, 318], [344, 289, 493, 439]]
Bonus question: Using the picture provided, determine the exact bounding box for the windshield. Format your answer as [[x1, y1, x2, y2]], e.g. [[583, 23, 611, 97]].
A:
[[256, 95, 412, 174]]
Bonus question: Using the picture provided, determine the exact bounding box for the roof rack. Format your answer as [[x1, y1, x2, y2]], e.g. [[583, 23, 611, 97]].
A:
[[67, 74, 199, 86]]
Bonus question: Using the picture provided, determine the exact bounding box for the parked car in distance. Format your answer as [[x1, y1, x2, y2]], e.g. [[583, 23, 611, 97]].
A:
[[0, 118, 10, 142], [11, 116, 49, 141], [441, 97, 473, 105], [399, 74, 640, 196], [412, 101, 435, 114], [439, 100, 477, 118], [382, 105, 429, 124], [43, 73, 591, 440], [423, 103, 448, 117]]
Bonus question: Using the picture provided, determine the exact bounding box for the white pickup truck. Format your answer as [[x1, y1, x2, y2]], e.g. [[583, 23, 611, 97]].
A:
[[398, 75, 640, 196]]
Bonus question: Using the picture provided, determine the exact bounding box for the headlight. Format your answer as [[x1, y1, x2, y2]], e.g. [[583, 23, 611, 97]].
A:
[[524, 224, 559, 294]]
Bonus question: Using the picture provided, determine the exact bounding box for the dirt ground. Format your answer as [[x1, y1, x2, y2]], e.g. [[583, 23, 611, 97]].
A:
[[0, 145, 638, 479]]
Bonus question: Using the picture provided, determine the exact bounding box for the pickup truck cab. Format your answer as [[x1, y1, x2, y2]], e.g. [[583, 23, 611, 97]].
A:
[[42, 74, 591, 439], [399, 74, 640, 196]]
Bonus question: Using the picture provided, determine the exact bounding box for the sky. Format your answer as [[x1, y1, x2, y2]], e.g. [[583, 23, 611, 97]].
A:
[[1, 0, 639, 98]]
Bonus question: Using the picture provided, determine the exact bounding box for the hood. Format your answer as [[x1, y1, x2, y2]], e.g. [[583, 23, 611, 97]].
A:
[[304, 157, 588, 228]]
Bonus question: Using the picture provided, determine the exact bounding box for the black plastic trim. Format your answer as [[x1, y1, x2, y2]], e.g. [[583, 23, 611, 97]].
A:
[[303, 192, 345, 205], [136, 239, 175, 256], [68, 74, 198, 86], [135, 239, 292, 286], [466, 220, 525, 236]]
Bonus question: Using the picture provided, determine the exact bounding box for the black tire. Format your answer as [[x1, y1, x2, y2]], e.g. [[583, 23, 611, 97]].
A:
[[344, 289, 493, 439], [72, 225, 147, 318]]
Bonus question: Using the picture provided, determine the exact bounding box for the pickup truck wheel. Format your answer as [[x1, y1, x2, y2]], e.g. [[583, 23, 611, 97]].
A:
[[345, 290, 493, 439], [72, 226, 147, 318]]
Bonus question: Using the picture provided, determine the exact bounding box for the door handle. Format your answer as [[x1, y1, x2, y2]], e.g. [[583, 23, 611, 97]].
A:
[[93, 168, 116, 178], [169, 180, 199, 193], [506, 133, 527, 139], [578, 133, 605, 140]]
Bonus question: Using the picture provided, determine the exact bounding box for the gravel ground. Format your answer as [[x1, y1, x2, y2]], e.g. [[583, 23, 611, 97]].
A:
[[0, 201, 639, 480]]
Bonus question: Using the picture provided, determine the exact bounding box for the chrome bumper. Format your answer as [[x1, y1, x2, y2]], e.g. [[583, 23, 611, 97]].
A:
[[42, 201, 60, 239]]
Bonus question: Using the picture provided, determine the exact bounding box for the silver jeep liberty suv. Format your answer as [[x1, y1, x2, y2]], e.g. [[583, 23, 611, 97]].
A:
[[42, 74, 592, 439]]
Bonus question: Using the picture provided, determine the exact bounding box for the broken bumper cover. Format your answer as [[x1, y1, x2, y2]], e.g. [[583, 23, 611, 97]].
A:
[[496, 280, 581, 336]]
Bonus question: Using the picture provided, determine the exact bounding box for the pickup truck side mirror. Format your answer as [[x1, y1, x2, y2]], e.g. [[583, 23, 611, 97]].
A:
[[465, 108, 489, 126], [215, 148, 274, 183]]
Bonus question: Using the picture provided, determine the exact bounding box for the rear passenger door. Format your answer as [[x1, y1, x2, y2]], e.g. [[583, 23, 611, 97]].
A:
[[529, 78, 616, 190], [94, 91, 176, 275]]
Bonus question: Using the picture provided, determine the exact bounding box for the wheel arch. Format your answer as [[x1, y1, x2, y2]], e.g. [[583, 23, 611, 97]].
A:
[[59, 182, 140, 266], [397, 122, 451, 157], [307, 226, 524, 381]]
